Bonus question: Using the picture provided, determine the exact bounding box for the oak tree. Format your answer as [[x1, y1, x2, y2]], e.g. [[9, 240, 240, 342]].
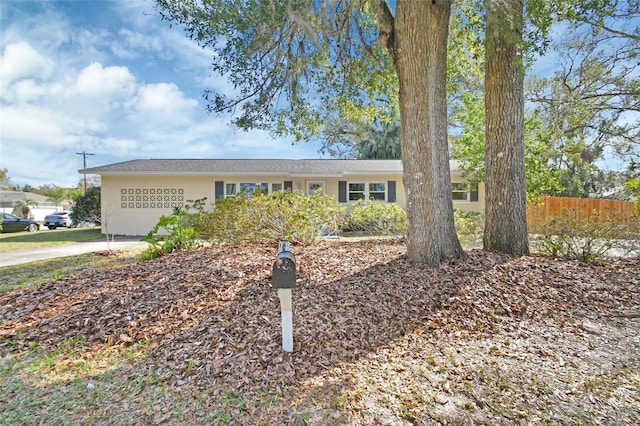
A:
[[156, 0, 464, 265], [528, 1, 640, 197], [484, 0, 530, 255]]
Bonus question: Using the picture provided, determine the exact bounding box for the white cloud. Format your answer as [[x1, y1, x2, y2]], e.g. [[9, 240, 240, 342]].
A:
[[0, 105, 107, 147], [74, 62, 136, 99], [95, 137, 139, 155], [135, 82, 196, 112], [1, 106, 73, 145], [3, 5, 73, 52], [110, 29, 164, 59], [0, 0, 324, 188], [0, 41, 53, 85], [5, 79, 50, 104], [126, 82, 200, 132]]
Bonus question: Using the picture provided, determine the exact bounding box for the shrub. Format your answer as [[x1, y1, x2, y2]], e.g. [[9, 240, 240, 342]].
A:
[[531, 210, 639, 263], [71, 187, 101, 226], [141, 207, 202, 259], [340, 201, 407, 235], [194, 190, 344, 245], [454, 209, 484, 248]]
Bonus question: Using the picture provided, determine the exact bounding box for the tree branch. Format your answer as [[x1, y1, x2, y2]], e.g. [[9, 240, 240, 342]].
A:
[[369, 0, 395, 61]]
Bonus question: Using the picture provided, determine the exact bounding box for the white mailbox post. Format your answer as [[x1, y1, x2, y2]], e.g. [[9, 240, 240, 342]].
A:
[[278, 289, 293, 352], [272, 241, 296, 352]]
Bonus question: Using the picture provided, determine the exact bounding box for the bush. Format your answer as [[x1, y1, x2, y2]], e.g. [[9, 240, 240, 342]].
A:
[[340, 201, 407, 235], [194, 190, 344, 245], [454, 209, 484, 248], [71, 187, 101, 226], [531, 211, 639, 263], [141, 207, 202, 259]]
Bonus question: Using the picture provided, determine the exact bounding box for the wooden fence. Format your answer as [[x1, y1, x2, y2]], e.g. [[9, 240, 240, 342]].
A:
[[527, 196, 640, 235]]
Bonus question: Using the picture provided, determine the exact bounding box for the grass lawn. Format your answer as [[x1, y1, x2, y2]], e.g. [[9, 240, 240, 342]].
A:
[[0, 225, 145, 292], [0, 227, 104, 253], [0, 249, 145, 293]]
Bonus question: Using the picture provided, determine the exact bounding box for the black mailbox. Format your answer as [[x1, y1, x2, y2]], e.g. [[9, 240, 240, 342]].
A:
[[272, 250, 296, 289]]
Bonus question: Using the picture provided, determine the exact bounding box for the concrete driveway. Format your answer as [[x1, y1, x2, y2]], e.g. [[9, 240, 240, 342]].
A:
[[0, 237, 149, 268]]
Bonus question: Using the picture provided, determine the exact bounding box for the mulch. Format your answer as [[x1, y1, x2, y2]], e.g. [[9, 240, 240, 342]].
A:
[[1, 240, 638, 424]]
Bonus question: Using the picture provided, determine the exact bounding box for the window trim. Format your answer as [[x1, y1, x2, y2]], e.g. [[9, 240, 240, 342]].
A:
[[223, 181, 285, 198], [451, 182, 478, 202], [347, 181, 387, 203]]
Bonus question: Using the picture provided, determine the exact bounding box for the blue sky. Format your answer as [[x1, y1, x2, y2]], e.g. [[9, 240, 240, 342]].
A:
[[1, 1, 635, 189], [0, 0, 326, 188]]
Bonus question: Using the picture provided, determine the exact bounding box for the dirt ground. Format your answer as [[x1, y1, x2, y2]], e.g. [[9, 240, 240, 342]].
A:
[[1, 239, 639, 424]]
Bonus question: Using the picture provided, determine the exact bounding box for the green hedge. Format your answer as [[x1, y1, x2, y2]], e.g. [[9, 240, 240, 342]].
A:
[[193, 191, 344, 245], [340, 200, 407, 235]]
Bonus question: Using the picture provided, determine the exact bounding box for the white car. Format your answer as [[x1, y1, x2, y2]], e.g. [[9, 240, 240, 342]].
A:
[[44, 211, 73, 230]]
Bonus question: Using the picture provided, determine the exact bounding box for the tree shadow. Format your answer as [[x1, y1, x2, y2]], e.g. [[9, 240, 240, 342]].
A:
[[0, 240, 524, 423], [130, 242, 515, 422]]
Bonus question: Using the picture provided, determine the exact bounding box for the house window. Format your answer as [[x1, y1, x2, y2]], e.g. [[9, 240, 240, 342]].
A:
[[348, 183, 365, 201], [240, 182, 267, 196], [226, 183, 237, 197], [225, 182, 284, 197], [452, 183, 478, 201], [348, 182, 386, 202], [369, 183, 386, 201], [307, 180, 325, 195], [452, 183, 469, 201]]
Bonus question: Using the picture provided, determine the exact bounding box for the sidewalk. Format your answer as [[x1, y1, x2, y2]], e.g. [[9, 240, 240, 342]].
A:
[[0, 237, 149, 268]]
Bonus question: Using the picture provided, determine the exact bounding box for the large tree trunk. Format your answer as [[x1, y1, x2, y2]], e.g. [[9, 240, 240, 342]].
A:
[[484, 0, 530, 255], [393, 0, 464, 266]]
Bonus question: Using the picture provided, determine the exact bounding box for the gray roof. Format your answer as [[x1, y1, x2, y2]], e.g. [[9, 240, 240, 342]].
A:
[[0, 190, 57, 209], [80, 159, 460, 177], [0, 190, 51, 203]]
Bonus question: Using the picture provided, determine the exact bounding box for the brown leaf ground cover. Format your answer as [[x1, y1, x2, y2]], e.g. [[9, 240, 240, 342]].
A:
[[1, 240, 639, 425]]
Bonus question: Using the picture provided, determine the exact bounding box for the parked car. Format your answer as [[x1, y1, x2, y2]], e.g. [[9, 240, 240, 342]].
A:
[[44, 211, 73, 229], [0, 213, 40, 233]]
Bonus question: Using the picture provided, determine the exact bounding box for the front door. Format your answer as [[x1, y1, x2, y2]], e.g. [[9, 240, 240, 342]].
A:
[[306, 180, 325, 195]]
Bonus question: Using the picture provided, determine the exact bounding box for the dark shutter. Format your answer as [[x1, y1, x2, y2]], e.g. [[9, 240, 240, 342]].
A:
[[284, 180, 293, 191], [215, 181, 224, 199], [388, 180, 396, 202], [470, 183, 479, 202], [338, 181, 347, 203]]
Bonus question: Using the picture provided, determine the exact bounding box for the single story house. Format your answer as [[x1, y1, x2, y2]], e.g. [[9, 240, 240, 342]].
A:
[[0, 190, 71, 222], [80, 159, 484, 236]]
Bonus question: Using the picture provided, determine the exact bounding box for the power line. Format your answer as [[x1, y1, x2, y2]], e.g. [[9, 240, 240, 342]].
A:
[[77, 151, 95, 193]]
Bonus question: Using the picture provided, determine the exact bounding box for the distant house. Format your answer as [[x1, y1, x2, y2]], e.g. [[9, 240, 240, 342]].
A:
[[0, 190, 69, 222], [80, 159, 484, 236]]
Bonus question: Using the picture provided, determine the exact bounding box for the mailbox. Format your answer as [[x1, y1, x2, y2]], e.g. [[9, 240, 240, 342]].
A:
[[272, 242, 295, 352], [272, 250, 296, 289]]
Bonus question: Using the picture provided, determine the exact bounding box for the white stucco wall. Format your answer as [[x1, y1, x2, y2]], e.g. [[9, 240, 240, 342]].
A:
[[99, 174, 484, 235]]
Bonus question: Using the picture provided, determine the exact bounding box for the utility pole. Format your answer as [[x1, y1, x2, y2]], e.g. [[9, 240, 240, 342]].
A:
[[77, 151, 94, 194]]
